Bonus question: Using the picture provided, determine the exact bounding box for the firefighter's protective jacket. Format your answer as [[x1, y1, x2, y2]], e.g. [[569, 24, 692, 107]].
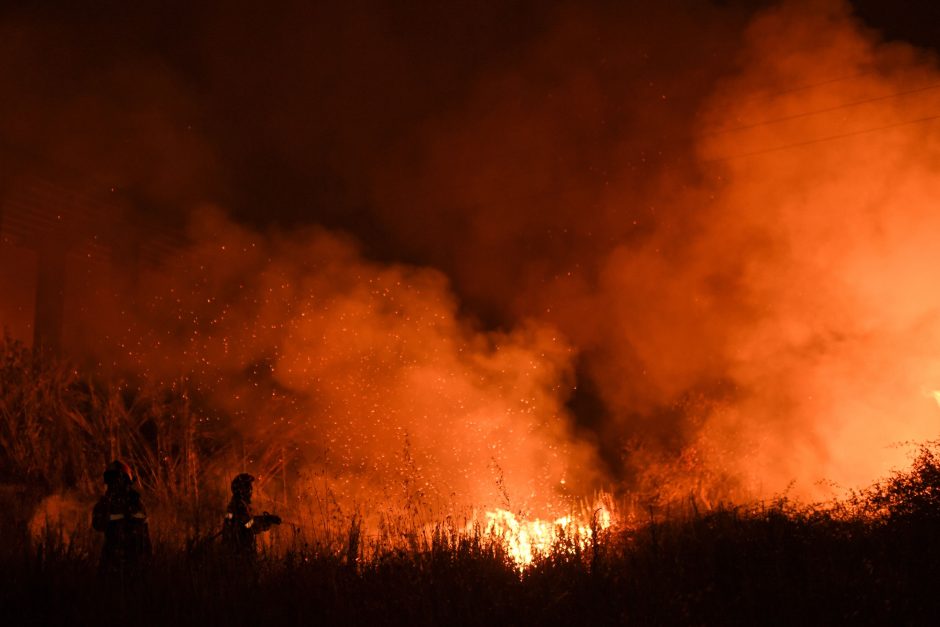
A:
[[221, 496, 275, 556], [92, 488, 152, 573]]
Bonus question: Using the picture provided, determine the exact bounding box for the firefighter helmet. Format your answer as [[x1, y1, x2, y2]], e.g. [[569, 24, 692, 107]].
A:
[[103, 460, 134, 485], [231, 473, 255, 495]]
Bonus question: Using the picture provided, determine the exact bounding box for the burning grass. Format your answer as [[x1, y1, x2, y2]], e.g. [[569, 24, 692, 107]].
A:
[[8, 483, 940, 626], [5, 337, 940, 624]]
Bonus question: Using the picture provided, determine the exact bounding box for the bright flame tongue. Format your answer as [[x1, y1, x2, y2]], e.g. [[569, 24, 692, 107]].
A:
[[473, 508, 612, 567]]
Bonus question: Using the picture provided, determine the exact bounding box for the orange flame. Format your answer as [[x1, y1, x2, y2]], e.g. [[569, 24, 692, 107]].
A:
[[472, 506, 612, 568]]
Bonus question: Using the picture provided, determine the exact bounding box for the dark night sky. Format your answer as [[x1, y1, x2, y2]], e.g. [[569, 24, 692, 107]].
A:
[[2, 0, 939, 298]]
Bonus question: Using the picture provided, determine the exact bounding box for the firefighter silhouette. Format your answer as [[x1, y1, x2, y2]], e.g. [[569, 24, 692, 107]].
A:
[[221, 473, 281, 557], [91, 460, 152, 576]]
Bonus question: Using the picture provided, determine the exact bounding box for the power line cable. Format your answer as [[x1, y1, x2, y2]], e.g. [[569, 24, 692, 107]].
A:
[[701, 80, 940, 137], [732, 70, 878, 105], [3, 76, 939, 216], [704, 111, 940, 163]]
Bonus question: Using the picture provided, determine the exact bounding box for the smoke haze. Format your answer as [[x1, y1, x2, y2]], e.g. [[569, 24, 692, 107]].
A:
[[89, 210, 597, 513], [3, 0, 940, 508]]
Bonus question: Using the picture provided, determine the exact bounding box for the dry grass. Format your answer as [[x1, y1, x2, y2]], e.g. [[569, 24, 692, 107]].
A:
[[5, 337, 940, 624], [7, 487, 940, 626], [0, 335, 238, 531]]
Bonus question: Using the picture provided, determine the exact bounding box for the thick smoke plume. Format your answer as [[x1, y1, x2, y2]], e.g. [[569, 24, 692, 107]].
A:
[[376, 2, 940, 495], [79, 210, 599, 515], [371, 0, 940, 499], [3, 0, 940, 509], [691, 0, 940, 495]]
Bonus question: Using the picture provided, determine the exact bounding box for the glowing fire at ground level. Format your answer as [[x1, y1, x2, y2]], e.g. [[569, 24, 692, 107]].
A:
[[471, 507, 613, 567]]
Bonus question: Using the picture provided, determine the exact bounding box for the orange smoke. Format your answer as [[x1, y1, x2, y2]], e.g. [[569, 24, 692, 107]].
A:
[[4, 0, 940, 512], [79, 210, 600, 515], [369, 0, 940, 500], [690, 0, 940, 495]]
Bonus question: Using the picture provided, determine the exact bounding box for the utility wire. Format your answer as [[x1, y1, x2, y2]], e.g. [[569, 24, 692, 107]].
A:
[[731, 70, 878, 105], [362, 104, 940, 212], [3, 74, 939, 214], [704, 111, 940, 163], [701, 80, 940, 137]]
